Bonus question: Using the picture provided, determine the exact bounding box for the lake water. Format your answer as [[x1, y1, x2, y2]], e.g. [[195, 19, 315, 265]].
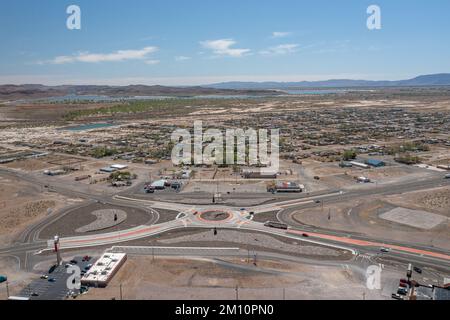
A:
[[20, 89, 346, 104]]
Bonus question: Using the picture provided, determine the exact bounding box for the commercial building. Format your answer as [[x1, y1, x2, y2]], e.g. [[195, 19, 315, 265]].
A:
[[350, 161, 369, 169], [242, 169, 277, 179], [111, 164, 128, 170], [151, 179, 167, 189], [81, 252, 127, 288], [366, 159, 386, 167], [275, 181, 303, 193]]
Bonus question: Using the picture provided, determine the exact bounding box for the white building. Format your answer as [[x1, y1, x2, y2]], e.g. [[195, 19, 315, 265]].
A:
[[81, 252, 127, 287]]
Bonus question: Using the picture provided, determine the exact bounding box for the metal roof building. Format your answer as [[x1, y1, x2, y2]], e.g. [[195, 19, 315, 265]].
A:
[[366, 159, 386, 167]]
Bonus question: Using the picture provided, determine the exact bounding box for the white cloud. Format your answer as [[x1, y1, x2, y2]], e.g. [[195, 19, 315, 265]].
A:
[[144, 59, 160, 65], [200, 39, 250, 57], [175, 56, 191, 61], [271, 31, 292, 38], [44, 47, 159, 64], [260, 44, 299, 56]]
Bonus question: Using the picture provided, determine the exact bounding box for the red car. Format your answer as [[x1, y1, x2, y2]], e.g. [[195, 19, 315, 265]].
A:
[[302, 233, 309, 237]]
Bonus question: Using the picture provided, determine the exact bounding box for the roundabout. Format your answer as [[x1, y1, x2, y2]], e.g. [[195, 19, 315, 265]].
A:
[[197, 210, 233, 223]]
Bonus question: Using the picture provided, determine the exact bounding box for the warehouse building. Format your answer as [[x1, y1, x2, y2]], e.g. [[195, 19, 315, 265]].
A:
[[242, 169, 277, 179], [350, 161, 369, 169], [275, 181, 303, 193], [366, 159, 386, 167]]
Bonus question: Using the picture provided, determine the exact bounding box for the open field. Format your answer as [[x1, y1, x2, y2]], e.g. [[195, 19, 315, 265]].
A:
[[291, 187, 450, 250], [0, 173, 82, 245], [78, 256, 397, 300]]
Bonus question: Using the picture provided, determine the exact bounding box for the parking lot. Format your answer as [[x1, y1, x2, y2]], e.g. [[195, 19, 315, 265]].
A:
[[18, 256, 95, 300]]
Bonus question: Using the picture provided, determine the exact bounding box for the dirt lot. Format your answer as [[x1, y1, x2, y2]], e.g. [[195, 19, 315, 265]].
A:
[[0, 256, 35, 299], [291, 191, 450, 250], [79, 256, 393, 300], [386, 186, 450, 216], [0, 173, 80, 244]]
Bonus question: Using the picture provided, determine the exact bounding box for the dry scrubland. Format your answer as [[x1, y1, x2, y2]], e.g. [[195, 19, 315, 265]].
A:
[[0, 174, 77, 244], [79, 256, 389, 300]]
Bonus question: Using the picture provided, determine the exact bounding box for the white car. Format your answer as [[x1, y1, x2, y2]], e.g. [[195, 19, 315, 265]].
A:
[[380, 247, 391, 253]]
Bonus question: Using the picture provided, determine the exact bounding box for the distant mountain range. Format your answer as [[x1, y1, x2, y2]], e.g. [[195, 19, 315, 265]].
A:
[[204, 73, 450, 90], [0, 84, 276, 101], [1, 73, 449, 101]]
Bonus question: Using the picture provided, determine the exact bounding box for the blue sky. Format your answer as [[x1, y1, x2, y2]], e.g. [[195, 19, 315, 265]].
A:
[[1, 0, 449, 85]]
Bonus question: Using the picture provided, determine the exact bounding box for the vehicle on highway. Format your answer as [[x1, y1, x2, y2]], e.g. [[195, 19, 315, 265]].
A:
[[314, 176, 320, 180], [314, 200, 321, 204], [302, 233, 309, 237], [399, 282, 407, 288], [391, 293, 403, 300], [445, 173, 450, 179], [264, 221, 288, 230], [70, 259, 78, 264], [380, 247, 391, 253], [48, 278, 56, 282], [31, 292, 39, 297], [0, 275, 7, 283], [399, 279, 408, 284], [413, 266, 423, 274], [145, 186, 155, 193], [40, 274, 49, 279], [48, 265, 56, 274], [82, 256, 91, 262]]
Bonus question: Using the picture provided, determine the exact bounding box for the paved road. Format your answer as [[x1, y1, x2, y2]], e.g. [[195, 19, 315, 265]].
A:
[[1, 166, 449, 276]]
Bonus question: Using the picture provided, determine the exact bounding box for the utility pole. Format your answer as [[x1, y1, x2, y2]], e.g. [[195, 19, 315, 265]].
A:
[[235, 286, 239, 300], [120, 283, 123, 300], [6, 281, 10, 298]]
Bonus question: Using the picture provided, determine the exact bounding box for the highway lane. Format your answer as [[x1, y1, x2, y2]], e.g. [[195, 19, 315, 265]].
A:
[[1, 166, 449, 275]]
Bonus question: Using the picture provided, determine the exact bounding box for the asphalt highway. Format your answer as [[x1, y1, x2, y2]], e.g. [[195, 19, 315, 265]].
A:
[[1, 166, 449, 276]]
